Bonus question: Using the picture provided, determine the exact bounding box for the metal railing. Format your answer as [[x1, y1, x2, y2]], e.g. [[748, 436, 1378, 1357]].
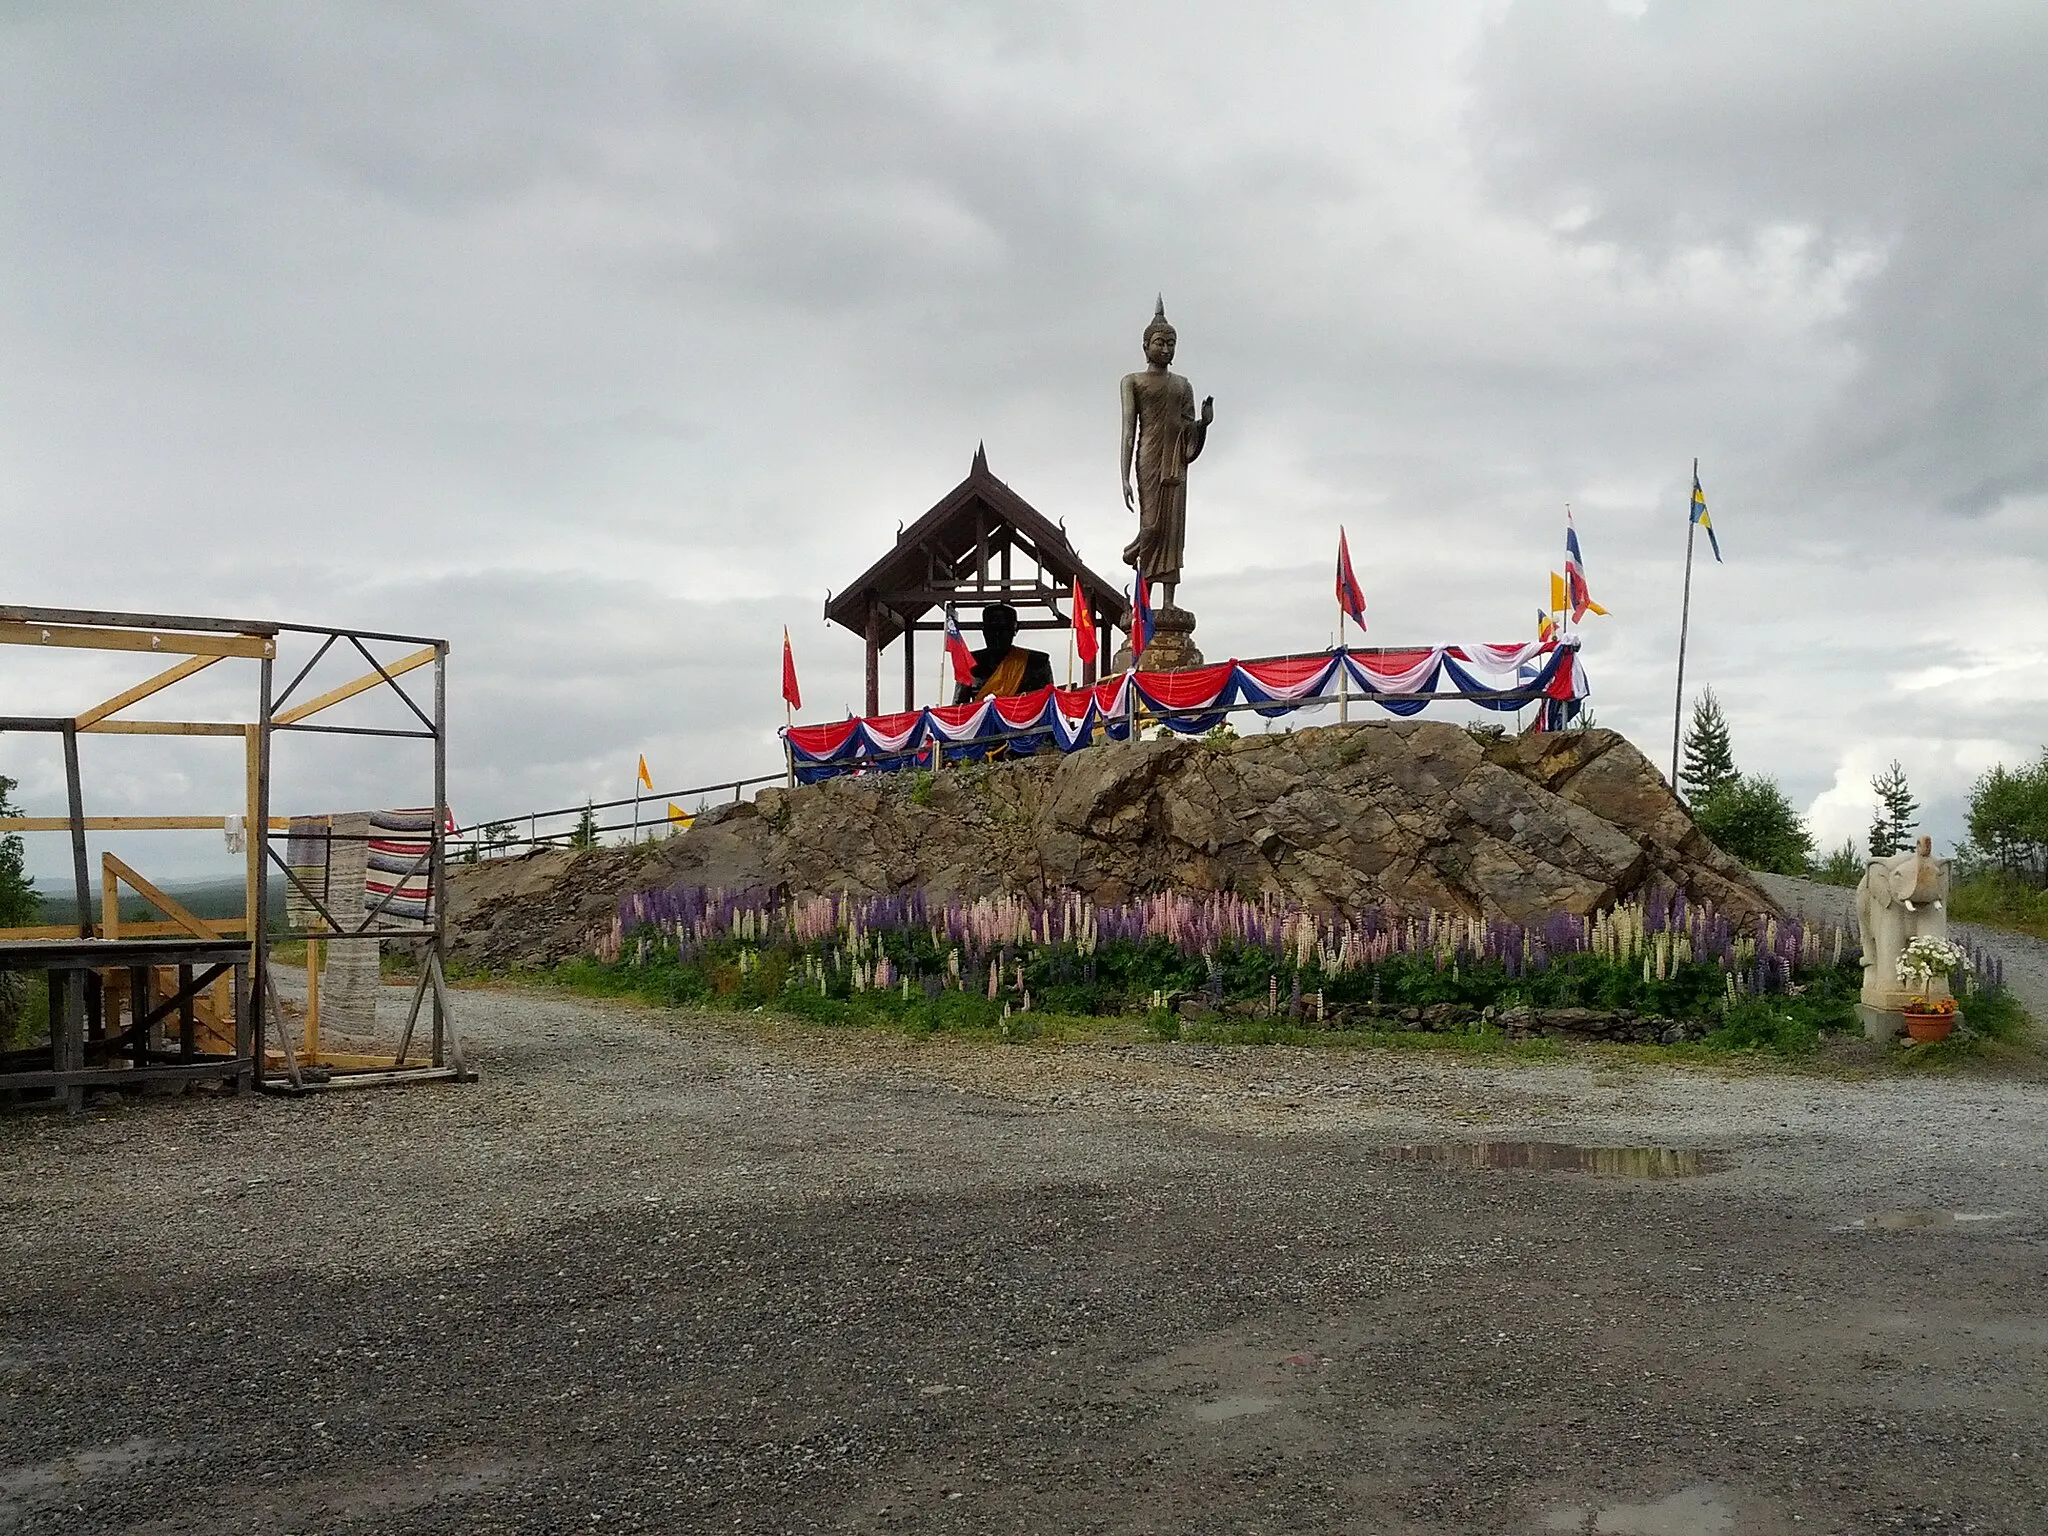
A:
[[451, 773, 785, 857]]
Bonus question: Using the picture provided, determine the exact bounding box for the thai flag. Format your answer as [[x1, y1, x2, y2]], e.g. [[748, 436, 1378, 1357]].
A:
[[943, 604, 976, 682], [1564, 514, 1608, 621], [1335, 527, 1367, 629], [1131, 578, 1154, 660]]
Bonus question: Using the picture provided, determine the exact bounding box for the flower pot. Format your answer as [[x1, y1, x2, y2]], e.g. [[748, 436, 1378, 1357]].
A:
[[1903, 1010, 1954, 1043]]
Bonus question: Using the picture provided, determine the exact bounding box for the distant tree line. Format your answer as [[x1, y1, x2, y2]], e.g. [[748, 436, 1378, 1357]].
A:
[[1962, 750, 2048, 886]]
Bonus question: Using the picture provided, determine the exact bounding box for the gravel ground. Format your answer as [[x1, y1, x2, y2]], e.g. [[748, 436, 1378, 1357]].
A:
[[4, 976, 2048, 1535]]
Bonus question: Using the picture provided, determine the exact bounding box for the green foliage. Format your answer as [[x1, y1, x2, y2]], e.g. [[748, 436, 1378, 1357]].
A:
[[1201, 722, 1240, 748], [0, 773, 37, 1047], [1679, 688, 1738, 803], [1947, 871, 2048, 943], [1692, 774, 1816, 875], [1704, 999, 1822, 1055], [907, 770, 936, 807], [1965, 749, 2048, 884], [0, 773, 35, 929], [1813, 838, 1862, 887], [1867, 759, 1918, 858], [570, 802, 600, 850], [549, 919, 1889, 1071]]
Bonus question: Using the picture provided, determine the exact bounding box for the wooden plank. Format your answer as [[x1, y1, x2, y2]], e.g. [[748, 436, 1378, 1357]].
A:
[[256, 1064, 464, 1093], [75, 655, 222, 729], [0, 621, 272, 659], [81, 721, 245, 736], [272, 644, 436, 726], [0, 816, 288, 832]]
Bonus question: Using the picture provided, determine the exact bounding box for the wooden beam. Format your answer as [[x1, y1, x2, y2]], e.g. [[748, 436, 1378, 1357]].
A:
[[0, 621, 271, 659], [0, 815, 289, 832], [75, 655, 222, 728], [97, 854, 223, 942], [271, 644, 436, 726], [79, 720, 244, 736], [0, 605, 279, 635], [0, 919, 245, 941]]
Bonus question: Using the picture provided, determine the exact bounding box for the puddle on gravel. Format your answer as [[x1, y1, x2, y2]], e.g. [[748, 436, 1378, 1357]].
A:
[[1540, 1483, 1736, 1533], [1186, 1394, 1278, 1422], [1389, 1141, 1720, 1178], [1840, 1209, 2012, 1231]]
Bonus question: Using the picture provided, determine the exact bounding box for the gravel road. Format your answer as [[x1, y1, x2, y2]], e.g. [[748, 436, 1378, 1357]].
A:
[[4, 979, 2046, 1535]]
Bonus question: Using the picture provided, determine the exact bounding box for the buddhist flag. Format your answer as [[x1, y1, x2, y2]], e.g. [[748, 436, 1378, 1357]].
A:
[[1564, 515, 1608, 621], [1131, 578, 1154, 658], [780, 627, 802, 711], [667, 802, 693, 828], [636, 754, 653, 791], [1691, 469, 1723, 563], [1335, 527, 1367, 629], [943, 603, 976, 682], [1537, 607, 1556, 644], [1549, 570, 1568, 616], [1070, 576, 1098, 666]]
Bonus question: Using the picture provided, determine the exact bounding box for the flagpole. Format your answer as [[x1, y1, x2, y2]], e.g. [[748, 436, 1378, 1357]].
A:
[[1337, 609, 1349, 724], [632, 780, 641, 845], [1670, 458, 1700, 790]]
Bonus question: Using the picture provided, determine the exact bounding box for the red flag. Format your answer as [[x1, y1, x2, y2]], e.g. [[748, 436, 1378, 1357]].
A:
[[780, 627, 801, 711], [1335, 527, 1367, 629], [1131, 578, 1154, 657], [1070, 576, 1097, 666], [943, 604, 977, 681]]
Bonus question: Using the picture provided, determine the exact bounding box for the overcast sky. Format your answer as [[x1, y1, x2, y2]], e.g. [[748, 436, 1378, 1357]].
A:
[[4, 1, 2045, 886]]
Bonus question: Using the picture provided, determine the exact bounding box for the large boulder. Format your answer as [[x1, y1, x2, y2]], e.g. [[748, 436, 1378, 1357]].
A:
[[446, 722, 1777, 968]]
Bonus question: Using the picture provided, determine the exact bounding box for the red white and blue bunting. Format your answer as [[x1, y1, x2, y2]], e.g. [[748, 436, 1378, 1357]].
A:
[[784, 641, 1585, 782]]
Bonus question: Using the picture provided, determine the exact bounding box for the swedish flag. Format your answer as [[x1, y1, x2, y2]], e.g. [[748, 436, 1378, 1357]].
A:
[[1691, 471, 1722, 563]]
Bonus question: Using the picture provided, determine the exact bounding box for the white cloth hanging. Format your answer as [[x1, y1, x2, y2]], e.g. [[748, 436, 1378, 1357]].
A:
[[223, 815, 246, 855]]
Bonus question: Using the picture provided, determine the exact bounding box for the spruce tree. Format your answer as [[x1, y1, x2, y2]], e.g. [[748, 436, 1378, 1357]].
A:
[[1679, 689, 1738, 803], [1867, 760, 1918, 858]]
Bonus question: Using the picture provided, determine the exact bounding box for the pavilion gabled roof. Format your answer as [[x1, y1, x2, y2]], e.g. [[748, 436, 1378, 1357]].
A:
[[824, 446, 1129, 644]]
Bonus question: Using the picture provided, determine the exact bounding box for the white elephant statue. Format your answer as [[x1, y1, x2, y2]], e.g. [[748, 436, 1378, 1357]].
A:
[[1854, 834, 1950, 1037]]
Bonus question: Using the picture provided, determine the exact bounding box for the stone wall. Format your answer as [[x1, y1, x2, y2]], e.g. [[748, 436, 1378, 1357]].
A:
[[448, 722, 1775, 971]]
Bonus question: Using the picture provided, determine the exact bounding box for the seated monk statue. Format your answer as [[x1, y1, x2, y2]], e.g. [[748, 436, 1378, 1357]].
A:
[[953, 603, 1054, 704]]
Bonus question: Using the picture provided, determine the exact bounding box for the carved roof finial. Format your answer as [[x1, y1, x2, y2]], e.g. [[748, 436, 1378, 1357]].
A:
[[972, 440, 989, 475]]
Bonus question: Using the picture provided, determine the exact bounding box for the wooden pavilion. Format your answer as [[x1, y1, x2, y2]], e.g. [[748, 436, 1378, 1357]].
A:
[[825, 446, 1131, 715]]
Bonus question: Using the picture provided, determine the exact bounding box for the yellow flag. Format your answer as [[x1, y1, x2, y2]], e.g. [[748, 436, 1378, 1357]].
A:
[[667, 802, 692, 827], [636, 754, 653, 790], [1549, 571, 1567, 614]]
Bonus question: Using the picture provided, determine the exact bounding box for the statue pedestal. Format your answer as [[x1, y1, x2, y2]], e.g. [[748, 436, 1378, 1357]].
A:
[[1112, 604, 1204, 673]]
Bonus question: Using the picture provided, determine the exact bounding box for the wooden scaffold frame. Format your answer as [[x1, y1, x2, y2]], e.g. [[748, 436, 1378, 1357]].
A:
[[0, 605, 468, 1108]]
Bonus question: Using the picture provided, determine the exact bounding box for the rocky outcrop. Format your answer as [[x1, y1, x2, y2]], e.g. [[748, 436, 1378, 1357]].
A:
[[447, 722, 1776, 969]]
